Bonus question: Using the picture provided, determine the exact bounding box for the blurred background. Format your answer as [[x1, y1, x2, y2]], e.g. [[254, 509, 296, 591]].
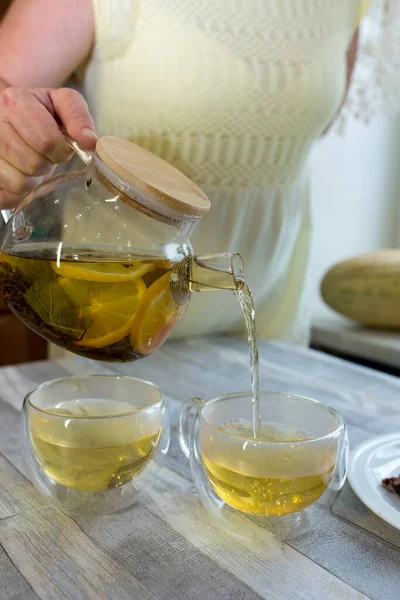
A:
[[1, 0, 400, 371], [310, 114, 400, 373], [311, 115, 400, 323]]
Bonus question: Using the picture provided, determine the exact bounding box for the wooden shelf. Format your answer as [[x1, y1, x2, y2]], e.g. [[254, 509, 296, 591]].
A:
[[0, 310, 47, 365], [0, 297, 8, 313]]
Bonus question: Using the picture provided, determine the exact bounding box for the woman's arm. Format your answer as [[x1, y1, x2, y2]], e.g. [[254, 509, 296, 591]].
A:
[[345, 29, 359, 103], [341, 0, 371, 110], [0, 0, 94, 87], [0, 0, 96, 209], [325, 1, 371, 133]]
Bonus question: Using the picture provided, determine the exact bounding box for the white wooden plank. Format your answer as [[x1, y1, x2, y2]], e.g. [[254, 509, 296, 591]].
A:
[[0, 508, 152, 600], [0, 455, 42, 519], [0, 361, 70, 411], [0, 396, 28, 476], [290, 513, 400, 600], [139, 467, 367, 600], [76, 504, 261, 600], [0, 543, 40, 600], [331, 483, 400, 549]]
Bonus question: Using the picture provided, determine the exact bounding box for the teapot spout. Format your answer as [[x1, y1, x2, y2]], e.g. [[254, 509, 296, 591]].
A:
[[190, 252, 245, 292]]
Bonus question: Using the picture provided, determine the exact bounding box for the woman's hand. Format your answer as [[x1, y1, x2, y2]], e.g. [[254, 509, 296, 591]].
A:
[[0, 86, 96, 209]]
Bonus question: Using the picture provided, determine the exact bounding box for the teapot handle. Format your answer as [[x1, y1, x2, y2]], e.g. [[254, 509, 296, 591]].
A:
[[1, 135, 93, 226], [64, 134, 94, 165]]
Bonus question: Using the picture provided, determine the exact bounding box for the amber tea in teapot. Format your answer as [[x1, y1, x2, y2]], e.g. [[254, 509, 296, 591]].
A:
[[0, 248, 186, 361]]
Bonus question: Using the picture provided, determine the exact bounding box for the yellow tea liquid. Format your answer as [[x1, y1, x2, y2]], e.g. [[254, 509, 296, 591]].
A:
[[201, 422, 335, 516], [0, 248, 187, 361], [29, 398, 161, 492]]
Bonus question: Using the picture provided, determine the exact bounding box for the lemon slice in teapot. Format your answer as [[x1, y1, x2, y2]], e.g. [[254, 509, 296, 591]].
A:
[[60, 277, 145, 348], [51, 261, 153, 283]]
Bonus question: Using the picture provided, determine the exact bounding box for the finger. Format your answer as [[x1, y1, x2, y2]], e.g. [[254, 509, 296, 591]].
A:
[[1, 87, 73, 164], [49, 88, 97, 150], [0, 189, 24, 210], [0, 156, 39, 195], [0, 165, 56, 210], [0, 120, 54, 177]]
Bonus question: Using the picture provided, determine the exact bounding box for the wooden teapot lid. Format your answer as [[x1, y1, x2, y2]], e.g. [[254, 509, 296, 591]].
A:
[[96, 136, 210, 219]]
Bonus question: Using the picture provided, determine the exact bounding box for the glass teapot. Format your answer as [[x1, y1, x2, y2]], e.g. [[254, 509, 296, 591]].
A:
[[0, 136, 244, 362]]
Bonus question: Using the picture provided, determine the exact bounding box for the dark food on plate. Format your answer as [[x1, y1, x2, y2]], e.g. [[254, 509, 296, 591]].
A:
[[382, 475, 400, 496]]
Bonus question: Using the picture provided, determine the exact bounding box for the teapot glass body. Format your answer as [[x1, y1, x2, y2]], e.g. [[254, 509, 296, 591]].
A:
[[0, 138, 243, 362]]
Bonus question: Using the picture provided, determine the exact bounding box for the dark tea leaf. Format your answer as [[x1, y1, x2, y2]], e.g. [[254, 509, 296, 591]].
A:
[[0, 260, 29, 306], [25, 280, 84, 336]]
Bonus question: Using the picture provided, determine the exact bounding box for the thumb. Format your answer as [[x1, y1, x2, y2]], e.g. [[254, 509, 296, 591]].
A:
[[49, 88, 97, 150]]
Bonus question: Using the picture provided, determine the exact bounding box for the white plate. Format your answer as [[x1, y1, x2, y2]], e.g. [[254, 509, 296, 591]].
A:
[[348, 433, 400, 530]]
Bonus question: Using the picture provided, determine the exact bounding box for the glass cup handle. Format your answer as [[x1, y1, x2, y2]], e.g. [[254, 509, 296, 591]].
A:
[[338, 432, 349, 488], [178, 397, 206, 459], [330, 430, 349, 495]]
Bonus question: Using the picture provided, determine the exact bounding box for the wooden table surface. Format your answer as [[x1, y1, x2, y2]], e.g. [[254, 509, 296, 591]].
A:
[[312, 317, 400, 371], [0, 337, 399, 600]]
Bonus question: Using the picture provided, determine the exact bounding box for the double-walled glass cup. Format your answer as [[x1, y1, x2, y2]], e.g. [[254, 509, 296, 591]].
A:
[[22, 375, 170, 514], [179, 392, 348, 540]]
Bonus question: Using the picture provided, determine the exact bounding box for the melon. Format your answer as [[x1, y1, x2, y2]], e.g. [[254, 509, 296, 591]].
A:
[[320, 250, 400, 328]]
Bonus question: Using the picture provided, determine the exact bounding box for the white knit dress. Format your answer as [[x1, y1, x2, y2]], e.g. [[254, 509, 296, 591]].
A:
[[82, 0, 363, 344]]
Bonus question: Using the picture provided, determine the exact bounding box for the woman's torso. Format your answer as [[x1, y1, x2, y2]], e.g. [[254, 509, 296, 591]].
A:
[[82, 0, 360, 342]]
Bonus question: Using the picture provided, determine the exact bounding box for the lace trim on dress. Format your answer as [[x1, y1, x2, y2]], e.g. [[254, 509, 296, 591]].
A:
[[335, 0, 400, 133]]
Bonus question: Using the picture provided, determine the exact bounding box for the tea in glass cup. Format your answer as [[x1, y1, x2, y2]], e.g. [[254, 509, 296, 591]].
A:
[[179, 392, 348, 539], [22, 375, 170, 514]]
